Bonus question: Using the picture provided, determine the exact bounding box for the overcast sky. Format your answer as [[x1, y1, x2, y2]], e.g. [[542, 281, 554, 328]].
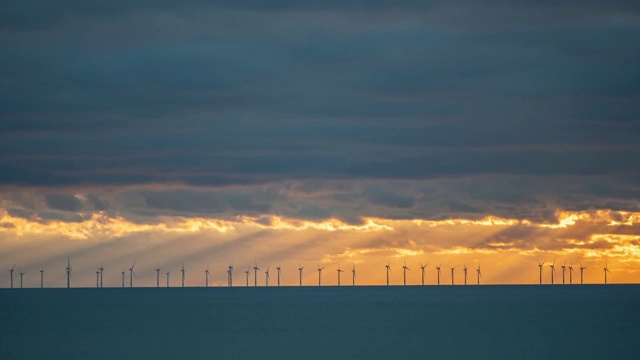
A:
[[1, 1, 639, 286]]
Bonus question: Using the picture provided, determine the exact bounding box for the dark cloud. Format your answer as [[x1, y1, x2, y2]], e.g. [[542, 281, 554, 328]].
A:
[[1, 1, 639, 220]]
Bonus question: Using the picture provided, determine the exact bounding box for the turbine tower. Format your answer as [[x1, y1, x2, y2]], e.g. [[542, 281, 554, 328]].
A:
[[549, 260, 556, 285], [317, 264, 325, 286], [99, 264, 104, 288], [181, 262, 185, 288], [245, 266, 250, 287], [19, 270, 25, 288], [65, 257, 73, 288], [450, 265, 457, 285], [65, 257, 72, 288], [419, 262, 428, 286], [436, 263, 442, 285], [579, 262, 587, 284], [156, 267, 161, 287], [337, 264, 344, 286], [561, 261, 566, 285], [8, 265, 15, 289], [298, 264, 304, 286], [265, 267, 270, 286], [477, 263, 482, 285], [166, 272, 170, 287], [352, 264, 356, 286], [569, 261, 575, 285], [463, 265, 468, 285], [276, 264, 281, 287], [537, 260, 546, 285], [253, 262, 260, 287], [402, 260, 410, 286], [205, 264, 210, 287], [129, 261, 136, 288], [121, 269, 125, 288], [96, 268, 100, 288], [40, 267, 44, 288], [603, 262, 611, 284], [228, 263, 234, 287], [385, 261, 392, 286]]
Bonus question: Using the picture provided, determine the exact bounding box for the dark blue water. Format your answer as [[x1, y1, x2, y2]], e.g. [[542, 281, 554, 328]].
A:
[[1, 285, 639, 359]]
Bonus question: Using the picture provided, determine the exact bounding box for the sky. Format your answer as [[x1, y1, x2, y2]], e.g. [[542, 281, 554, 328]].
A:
[[1, 1, 640, 287]]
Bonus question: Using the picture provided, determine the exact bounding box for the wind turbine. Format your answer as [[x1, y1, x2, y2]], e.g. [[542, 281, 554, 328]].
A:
[[205, 264, 210, 287], [569, 261, 575, 285], [579, 262, 587, 284], [449, 265, 457, 285], [166, 272, 170, 287], [99, 263, 104, 288], [129, 260, 136, 288], [228, 263, 234, 287], [537, 260, 546, 285], [352, 263, 356, 286], [156, 266, 161, 287], [476, 263, 482, 285], [298, 264, 304, 286], [121, 269, 125, 288], [337, 264, 343, 286], [96, 268, 100, 288], [436, 263, 442, 285], [402, 260, 410, 286], [385, 261, 392, 286], [549, 260, 556, 285], [8, 265, 15, 289], [65, 257, 73, 288], [40, 267, 44, 288], [317, 264, 325, 286], [245, 266, 250, 287], [253, 261, 260, 287], [276, 264, 281, 287], [561, 261, 566, 285], [265, 267, 270, 286], [19, 269, 25, 288], [603, 261, 611, 284], [419, 262, 428, 286], [463, 265, 468, 285], [181, 262, 185, 288]]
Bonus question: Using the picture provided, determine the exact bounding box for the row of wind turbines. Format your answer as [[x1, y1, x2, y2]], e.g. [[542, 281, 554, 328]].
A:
[[536, 259, 612, 285], [5, 258, 613, 288]]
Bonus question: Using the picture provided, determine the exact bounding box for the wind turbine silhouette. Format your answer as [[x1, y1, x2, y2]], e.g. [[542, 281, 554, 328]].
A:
[[352, 263, 356, 286], [96, 268, 100, 288], [156, 266, 161, 287], [40, 267, 44, 288], [245, 266, 250, 287], [402, 260, 410, 286], [298, 264, 304, 286], [463, 265, 468, 285], [385, 261, 392, 286], [129, 261, 136, 288], [436, 263, 442, 285], [419, 262, 428, 286], [8, 265, 15, 288], [228, 263, 234, 287], [276, 264, 281, 287], [121, 269, 125, 288], [561, 261, 566, 285], [19, 269, 25, 288], [476, 263, 482, 285], [449, 265, 457, 285], [253, 261, 260, 287], [317, 264, 325, 286], [65, 257, 73, 288], [580, 262, 587, 284], [99, 263, 104, 288], [181, 262, 185, 288], [166, 271, 170, 287], [265, 267, 270, 286], [569, 261, 575, 284], [205, 264, 210, 287], [337, 264, 344, 286], [537, 260, 545, 284], [549, 260, 556, 285], [603, 261, 611, 284]]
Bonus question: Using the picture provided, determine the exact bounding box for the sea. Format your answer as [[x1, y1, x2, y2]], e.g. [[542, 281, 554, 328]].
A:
[[1, 285, 639, 359]]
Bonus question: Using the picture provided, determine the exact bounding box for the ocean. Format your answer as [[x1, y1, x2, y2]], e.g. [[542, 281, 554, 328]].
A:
[[1, 285, 639, 359]]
